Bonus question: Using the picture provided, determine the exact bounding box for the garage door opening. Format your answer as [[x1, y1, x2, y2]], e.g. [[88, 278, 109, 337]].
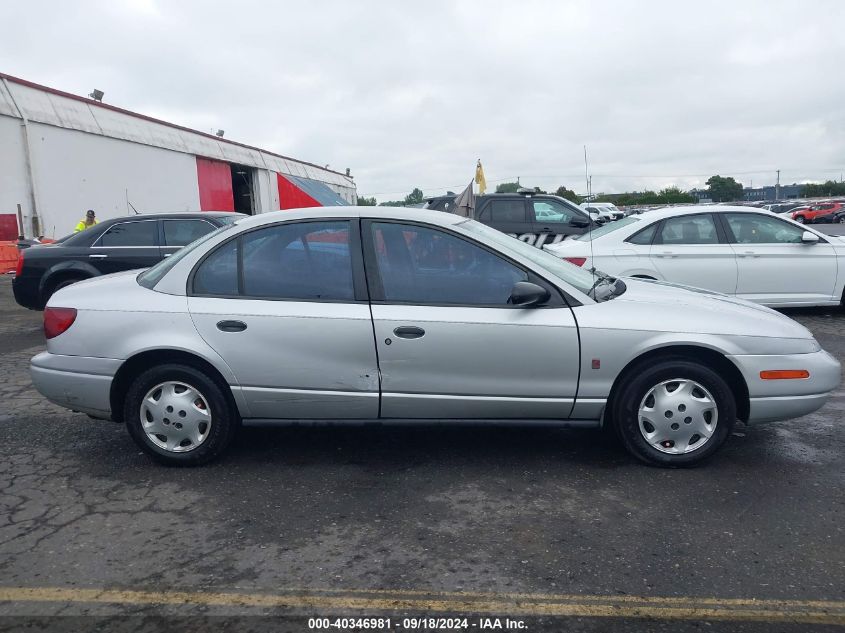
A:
[[231, 164, 256, 214]]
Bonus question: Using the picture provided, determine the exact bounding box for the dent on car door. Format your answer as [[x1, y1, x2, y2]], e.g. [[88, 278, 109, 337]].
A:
[[363, 220, 580, 419], [722, 213, 837, 305], [648, 214, 738, 294], [186, 220, 380, 419]]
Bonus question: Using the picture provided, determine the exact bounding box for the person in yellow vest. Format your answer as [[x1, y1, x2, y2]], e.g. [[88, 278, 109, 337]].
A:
[[74, 209, 97, 232]]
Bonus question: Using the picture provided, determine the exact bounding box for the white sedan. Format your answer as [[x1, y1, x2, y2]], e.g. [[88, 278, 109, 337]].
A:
[[544, 205, 845, 308]]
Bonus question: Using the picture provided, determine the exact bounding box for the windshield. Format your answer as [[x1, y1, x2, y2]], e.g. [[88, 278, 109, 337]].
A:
[[457, 219, 603, 297], [137, 222, 237, 288], [576, 215, 640, 241]]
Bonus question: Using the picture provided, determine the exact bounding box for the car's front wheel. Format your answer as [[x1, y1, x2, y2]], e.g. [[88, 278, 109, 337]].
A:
[[794, 215, 805, 224], [124, 364, 238, 465], [838, 216, 845, 225], [611, 359, 735, 467]]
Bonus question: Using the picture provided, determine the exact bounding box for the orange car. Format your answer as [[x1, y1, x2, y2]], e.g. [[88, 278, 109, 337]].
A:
[[792, 202, 843, 224]]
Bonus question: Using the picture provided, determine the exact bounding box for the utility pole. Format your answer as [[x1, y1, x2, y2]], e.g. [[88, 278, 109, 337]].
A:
[[775, 169, 781, 200]]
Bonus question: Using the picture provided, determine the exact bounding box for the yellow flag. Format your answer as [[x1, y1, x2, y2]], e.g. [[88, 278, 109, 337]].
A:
[[475, 159, 487, 195]]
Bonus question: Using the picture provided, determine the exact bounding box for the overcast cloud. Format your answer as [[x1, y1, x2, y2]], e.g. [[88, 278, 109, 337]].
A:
[[2, 0, 844, 201]]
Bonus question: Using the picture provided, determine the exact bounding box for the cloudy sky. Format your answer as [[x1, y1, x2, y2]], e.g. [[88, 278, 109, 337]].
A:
[[2, 0, 844, 201]]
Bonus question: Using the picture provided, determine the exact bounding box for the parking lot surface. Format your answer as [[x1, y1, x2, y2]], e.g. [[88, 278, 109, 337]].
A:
[[0, 276, 843, 631]]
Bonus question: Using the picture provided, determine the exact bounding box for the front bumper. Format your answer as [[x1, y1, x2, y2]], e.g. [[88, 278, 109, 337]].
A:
[[730, 349, 841, 423], [30, 352, 121, 418]]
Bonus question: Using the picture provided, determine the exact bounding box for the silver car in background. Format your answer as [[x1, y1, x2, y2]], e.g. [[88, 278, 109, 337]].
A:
[[31, 207, 840, 467]]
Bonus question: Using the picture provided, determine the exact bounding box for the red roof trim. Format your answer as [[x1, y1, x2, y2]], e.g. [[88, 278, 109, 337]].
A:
[[0, 71, 352, 182]]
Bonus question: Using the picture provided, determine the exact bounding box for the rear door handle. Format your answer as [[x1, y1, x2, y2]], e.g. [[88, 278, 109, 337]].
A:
[[393, 326, 425, 339], [655, 252, 677, 258], [737, 251, 759, 258], [216, 320, 247, 332], [89, 254, 108, 259]]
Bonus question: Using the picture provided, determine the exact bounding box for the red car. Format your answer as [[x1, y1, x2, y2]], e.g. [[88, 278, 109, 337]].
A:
[[792, 202, 843, 224]]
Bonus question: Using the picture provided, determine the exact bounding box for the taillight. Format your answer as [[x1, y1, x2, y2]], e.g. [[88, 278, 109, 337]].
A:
[[564, 257, 587, 267], [44, 307, 77, 339], [15, 249, 24, 277]]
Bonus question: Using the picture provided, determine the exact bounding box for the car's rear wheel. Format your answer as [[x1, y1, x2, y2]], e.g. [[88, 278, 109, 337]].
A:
[[611, 359, 735, 467], [124, 364, 237, 466], [838, 216, 845, 225]]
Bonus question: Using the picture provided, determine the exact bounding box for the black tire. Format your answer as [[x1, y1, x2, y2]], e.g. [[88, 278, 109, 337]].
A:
[[794, 215, 805, 224], [611, 358, 735, 467], [124, 363, 237, 466]]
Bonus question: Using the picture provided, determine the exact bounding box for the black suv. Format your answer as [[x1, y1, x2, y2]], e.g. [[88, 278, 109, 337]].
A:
[[424, 192, 595, 248], [13, 212, 243, 310]]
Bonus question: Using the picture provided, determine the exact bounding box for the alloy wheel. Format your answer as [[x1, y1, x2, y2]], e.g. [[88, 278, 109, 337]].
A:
[[638, 378, 718, 455], [140, 381, 212, 453]]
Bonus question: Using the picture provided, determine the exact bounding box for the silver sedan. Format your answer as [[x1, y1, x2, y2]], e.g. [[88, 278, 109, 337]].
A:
[[30, 207, 840, 467]]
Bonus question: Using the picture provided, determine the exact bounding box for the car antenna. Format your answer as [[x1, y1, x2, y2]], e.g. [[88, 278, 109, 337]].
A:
[[584, 145, 596, 295], [126, 188, 140, 215]]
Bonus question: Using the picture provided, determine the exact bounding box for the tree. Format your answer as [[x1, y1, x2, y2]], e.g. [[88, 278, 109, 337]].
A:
[[378, 187, 425, 207], [554, 185, 581, 203], [404, 187, 425, 205], [802, 180, 845, 198], [706, 175, 743, 202], [495, 181, 521, 193], [356, 196, 377, 206], [657, 186, 696, 204]]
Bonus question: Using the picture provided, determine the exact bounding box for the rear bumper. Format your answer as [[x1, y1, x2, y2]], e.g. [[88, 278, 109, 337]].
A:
[[12, 276, 42, 310], [30, 352, 120, 418]]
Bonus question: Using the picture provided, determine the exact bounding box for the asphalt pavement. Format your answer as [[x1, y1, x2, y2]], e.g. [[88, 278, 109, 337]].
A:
[[0, 276, 843, 632]]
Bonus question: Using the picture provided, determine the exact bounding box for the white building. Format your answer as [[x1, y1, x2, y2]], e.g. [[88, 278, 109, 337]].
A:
[[0, 72, 356, 239]]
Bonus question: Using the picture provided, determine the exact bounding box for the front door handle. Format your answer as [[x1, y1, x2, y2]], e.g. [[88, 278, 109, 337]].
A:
[[737, 251, 759, 258], [393, 326, 425, 339], [539, 227, 554, 233], [89, 254, 108, 259], [656, 251, 677, 258], [216, 320, 247, 333]]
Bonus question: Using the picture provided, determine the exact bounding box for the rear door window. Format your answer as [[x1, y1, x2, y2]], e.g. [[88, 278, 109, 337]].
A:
[[163, 220, 216, 247], [657, 214, 719, 244], [192, 221, 355, 301], [479, 200, 527, 224], [241, 222, 354, 300]]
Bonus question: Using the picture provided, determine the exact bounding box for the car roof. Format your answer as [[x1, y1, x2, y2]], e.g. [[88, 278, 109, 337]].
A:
[[633, 204, 775, 221], [231, 206, 465, 230], [95, 211, 244, 224]]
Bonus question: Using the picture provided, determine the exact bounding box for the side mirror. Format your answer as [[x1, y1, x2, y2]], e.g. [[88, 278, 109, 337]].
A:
[[801, 231, 820, 244], [509, 281, 550, 307], [570, 217, 590, 228]]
